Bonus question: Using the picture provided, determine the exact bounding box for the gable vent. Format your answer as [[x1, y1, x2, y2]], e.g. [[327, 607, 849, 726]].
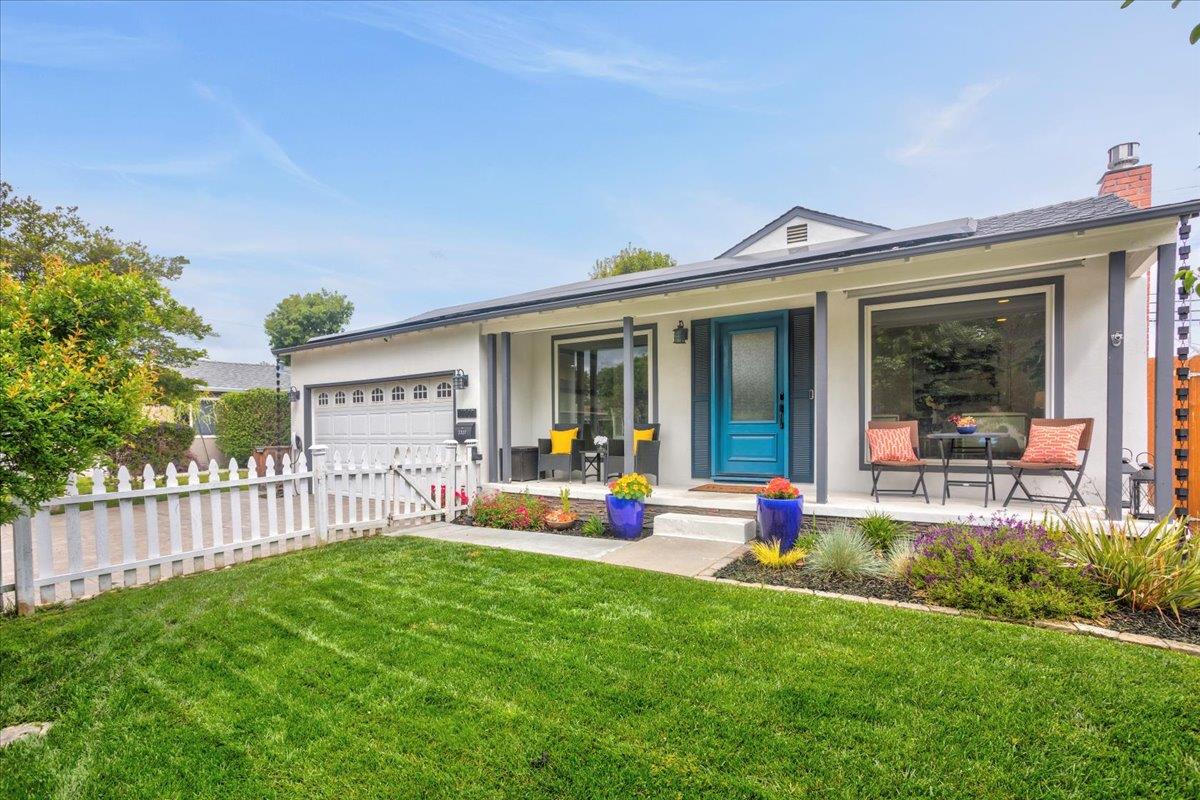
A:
[[786, 223, 809, 245]]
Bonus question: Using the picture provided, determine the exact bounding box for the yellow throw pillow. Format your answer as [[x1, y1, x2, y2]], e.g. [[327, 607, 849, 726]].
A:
[[550, 427, 579, 455], [633, 427, 655, 454]]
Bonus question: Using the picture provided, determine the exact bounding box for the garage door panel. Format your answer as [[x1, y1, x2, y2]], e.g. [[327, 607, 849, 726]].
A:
[[313, 377, 454, 458]]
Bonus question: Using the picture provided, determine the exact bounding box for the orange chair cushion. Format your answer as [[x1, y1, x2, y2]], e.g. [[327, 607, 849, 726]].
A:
[[1021, 423, 1084, 466], [867, 427, 918, 463], [550, 427, 579, 455]]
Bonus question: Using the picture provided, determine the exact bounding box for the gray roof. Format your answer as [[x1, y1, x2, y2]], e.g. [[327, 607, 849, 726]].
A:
[[277, 195, 1199, 355], [717, 205, 891, 258], [181, 360, 288, 392]]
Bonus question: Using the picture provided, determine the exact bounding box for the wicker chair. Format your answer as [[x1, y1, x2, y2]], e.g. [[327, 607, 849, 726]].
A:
[[604, 424, 661, 484], [1003, 418, 1094, 511], [537, 424, 584, 481], [867, 420, 930, 504]]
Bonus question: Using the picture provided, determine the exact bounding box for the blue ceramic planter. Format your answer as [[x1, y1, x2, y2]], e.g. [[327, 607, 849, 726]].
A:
[[756, 495, 804, 552], [606, 495, 646, 540]]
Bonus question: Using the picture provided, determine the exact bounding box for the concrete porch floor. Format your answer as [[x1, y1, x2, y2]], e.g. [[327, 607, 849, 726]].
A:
[[482, 479, 1104, 525], [401, 522, 744, 577]]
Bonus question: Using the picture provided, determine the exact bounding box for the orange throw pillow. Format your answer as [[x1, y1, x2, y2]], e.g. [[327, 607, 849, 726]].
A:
[[867, 427, 918, 463], [1021, 423, 1084, 466]]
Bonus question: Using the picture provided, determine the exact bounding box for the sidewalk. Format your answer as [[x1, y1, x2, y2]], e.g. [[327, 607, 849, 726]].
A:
[[399, 523, 745, 578]]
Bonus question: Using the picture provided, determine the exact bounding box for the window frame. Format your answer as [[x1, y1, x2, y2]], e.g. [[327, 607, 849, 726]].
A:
[[371, 387, 384, 403], [392, 385, 404, 402], [550, 324, 659, 435], [317, 392, 329, 407], [334, 391, 346, 405], [351, 389, 364, 404], [436, 381, 452, 399], [413, 384, 428, 400], [857, 276, 1063, 471]]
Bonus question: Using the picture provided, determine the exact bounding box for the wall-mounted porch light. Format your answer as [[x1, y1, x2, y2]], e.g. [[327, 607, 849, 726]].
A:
[[452, 369, 469, 390], [672, 321, 688, 344], [288, 386, 301, 402]]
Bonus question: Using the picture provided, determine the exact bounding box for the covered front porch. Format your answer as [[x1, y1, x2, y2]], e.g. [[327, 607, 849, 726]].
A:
[[473, 215, 1183, 523]]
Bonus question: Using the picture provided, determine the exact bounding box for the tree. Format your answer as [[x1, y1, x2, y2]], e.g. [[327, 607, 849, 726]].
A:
[[215, 388, 291, 462], [264, 290, 354, 357], [590, 244, 676, 280], [0, 182, 211, 403], [0, 258, 163, 523]]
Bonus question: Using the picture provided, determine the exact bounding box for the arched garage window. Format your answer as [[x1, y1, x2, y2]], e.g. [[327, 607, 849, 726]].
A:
[[317, 392, 329, 406], [436, 382, 452, 399], [352, 389, 364, 404], [371, 387, 384, 403], [334, 391, 346, 405], [392, 386, 404, 401], [413, 384, 428, 400]]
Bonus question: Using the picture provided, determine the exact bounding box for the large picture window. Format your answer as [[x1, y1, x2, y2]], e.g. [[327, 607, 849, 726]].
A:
[[866, 288, 1051, 460], [554, 331, 653, 440]]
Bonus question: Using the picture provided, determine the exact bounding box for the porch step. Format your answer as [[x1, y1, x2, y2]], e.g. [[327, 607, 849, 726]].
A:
[[653, 513, 756, 543]]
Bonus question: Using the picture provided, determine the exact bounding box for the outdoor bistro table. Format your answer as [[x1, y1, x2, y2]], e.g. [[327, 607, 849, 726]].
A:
[[581, 450, 606, 484], [926, 432, 1003, 507]]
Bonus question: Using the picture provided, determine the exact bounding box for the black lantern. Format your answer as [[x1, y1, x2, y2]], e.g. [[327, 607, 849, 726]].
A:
[[288, 386, 301, 402], [452, 369, 469, 390], [672, 321, 688, 344]]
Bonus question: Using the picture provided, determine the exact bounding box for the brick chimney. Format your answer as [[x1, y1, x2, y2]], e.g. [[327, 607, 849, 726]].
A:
[[1098, 142, 1151, 209]]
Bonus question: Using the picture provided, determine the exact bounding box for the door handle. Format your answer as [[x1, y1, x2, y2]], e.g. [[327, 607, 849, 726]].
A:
[[778, 395, 785, 430]]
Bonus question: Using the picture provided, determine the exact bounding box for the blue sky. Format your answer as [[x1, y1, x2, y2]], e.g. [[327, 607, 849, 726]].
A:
[[2, 1, 1197, 361]]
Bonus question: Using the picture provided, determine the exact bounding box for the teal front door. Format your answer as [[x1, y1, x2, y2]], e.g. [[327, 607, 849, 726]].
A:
[[712, 312, 788, 481]]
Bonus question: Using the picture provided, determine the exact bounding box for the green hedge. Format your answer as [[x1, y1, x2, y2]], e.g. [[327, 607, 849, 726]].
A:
[[215, 388, 290, 463], [107, 421, 195, 473]]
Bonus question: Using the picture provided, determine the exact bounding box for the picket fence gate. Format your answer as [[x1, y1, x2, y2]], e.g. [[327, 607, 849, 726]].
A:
[[2, 441, 477, 615]]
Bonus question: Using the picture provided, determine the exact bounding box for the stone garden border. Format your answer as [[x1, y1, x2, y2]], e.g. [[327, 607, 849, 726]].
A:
[[696, 547, 1200, 657]]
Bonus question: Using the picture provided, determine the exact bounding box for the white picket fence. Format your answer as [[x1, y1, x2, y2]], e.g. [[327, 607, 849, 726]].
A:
[[2, 441, 477, 615]]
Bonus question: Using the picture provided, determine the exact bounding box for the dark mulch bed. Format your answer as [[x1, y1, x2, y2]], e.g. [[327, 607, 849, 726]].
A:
[[1100, 607, 1200, 645], [714, 554, 1200, 645], [453, 514, 650, 542], [715, 554, 919, 602]]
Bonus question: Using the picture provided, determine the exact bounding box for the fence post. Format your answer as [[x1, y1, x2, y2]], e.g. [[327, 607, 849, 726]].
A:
[[443, 439, 460, 520], [13, 510, 35, 615], [464, 438, 479, 501], [311, 445, 329, 543]]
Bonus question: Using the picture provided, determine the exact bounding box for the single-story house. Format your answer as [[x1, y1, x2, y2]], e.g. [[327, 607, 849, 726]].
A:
[[178, 360, 290, 464], [277, 143, 1197, 521]]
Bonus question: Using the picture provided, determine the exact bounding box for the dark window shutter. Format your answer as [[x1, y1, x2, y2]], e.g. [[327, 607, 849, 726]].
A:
[[691, 319, 711, 479], [789, 309, 814, 483]]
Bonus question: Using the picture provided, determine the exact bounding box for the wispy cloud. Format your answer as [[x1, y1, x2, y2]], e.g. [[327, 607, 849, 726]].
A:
[[0, 22, 166, 69], [192, 82, 342, 197], [80, 152, 237, 179], [331, 1, 739, 96], [890, 79, 1004, 164]]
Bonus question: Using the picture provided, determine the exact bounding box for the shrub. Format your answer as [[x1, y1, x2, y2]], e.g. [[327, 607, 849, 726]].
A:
[[750, 538, 806, 568], [107, 421, 195, 473], [469, 491, 548, 531], [884, 537, 916, 580], [857, 511, 910, 553], [214, 388, 289, 463], [805, 525, 884, 579], [1050, 513, 1200, 618], [908, 516, 1105, 620], [580, 515, 605, 537]]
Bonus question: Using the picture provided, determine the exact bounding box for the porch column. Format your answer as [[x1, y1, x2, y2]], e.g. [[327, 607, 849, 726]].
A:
[[1105, 251, 1125, 520], [485, 334, 498, 482], [623, 316, 635, 466], [1154, 242, 1177, 518], [814, 291, 829, 504], [499, 332, 512, 482]]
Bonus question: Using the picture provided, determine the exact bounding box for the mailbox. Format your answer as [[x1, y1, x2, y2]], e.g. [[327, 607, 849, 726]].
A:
[[454, 421, 476, 443]]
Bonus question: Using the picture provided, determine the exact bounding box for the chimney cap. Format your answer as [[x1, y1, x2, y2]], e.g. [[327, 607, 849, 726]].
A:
[[1107, 142, 1141, 171]]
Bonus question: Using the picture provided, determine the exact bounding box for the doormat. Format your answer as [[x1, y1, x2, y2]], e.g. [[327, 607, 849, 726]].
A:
[[689, 483, 767, 495]]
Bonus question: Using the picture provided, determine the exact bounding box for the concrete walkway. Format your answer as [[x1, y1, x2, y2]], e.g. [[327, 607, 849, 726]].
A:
[[399, 523, 744, 578]]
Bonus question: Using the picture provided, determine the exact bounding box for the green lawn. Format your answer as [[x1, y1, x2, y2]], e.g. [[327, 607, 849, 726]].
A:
[[1, 537, 1197, 799]]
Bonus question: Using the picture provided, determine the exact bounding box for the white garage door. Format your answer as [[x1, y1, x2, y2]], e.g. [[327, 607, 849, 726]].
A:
[[312, 377, 455, 463]]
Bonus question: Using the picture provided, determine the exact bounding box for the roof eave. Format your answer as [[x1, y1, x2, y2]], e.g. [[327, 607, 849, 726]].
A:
[[275, 199, 1199, 356]]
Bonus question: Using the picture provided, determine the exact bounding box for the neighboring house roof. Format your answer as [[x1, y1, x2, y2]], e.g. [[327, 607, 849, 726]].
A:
[[276, 195, 1200, 356], [716, 205, 891, 258], [181, 360, 288, 393]]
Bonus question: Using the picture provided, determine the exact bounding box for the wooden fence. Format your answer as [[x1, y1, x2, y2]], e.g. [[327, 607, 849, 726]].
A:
[[2, 441, 477, 615]]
